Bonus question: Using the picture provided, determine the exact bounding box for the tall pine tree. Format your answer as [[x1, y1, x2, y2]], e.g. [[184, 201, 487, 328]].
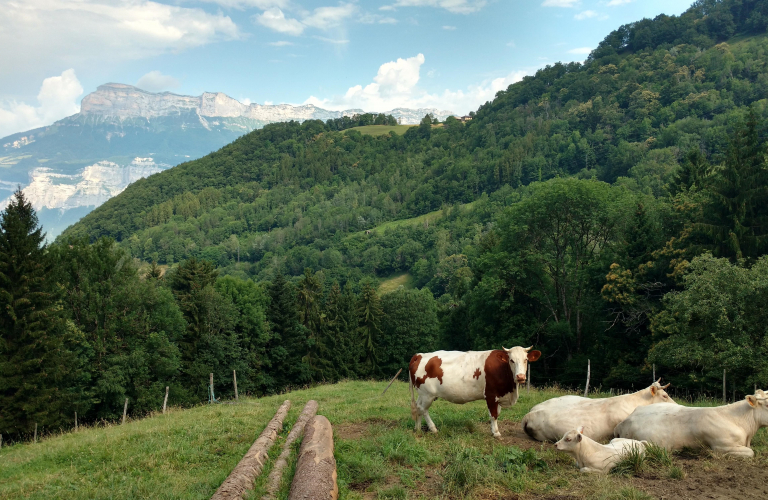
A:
[[267, 271, 309, 389], [0, 189, 73, 436], [357, 282, 383, 375]]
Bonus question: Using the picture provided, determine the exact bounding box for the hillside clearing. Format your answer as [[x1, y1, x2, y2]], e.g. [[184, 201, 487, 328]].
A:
[[345, 125, 415, 136], [379, 273, 414, 294], [2, 381, 767, 499]]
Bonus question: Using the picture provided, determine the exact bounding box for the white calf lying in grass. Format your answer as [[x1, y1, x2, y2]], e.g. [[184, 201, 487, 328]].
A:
[[554, 427, 648, 474]]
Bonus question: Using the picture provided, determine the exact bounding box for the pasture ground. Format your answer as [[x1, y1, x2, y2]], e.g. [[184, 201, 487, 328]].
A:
[[1, 381, 767, 499], [345, 125, 416, 136]]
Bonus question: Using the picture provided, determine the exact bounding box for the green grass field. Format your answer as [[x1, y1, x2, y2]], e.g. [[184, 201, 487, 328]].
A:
[[379, 273, 414, 294], [345, 125, 416, 136], [1, 381, 766, 499]]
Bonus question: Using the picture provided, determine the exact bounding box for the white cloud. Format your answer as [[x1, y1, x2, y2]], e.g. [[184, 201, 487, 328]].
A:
[[255, 8, 305, 35], [0, 0, 240, 82], [304, 53, 530, 115], [443, 25, 457, 30], [568, 47, 592, 54], [136, 71, 180, 92], [542, 0, 579, 6], [386, 0, 487, 14], [575, 10, 607, 20], [314, 36, 349, 44], [199, 0, 288, 8], [268, 40, 294, 46], [0, 69, 83, 138], [607, 0, 632, 5], [359, 13, 398, 23], [302, 3, 357, 30]]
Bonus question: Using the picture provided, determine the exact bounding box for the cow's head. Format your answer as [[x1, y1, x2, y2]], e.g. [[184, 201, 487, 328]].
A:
[[648, 379, 676, 404], [503, 346, 541, 384], [746, 389, 768, 426], [554, 426, 584, 455]]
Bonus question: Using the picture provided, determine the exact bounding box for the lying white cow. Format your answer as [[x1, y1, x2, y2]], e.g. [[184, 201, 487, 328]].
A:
[[614, 390, 768, 457], [522, 380, 676, 442], [409, 346, 541, 437], [555, 426, 647, 474]]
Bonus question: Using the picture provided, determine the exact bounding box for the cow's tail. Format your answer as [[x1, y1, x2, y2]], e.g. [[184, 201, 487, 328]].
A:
[[409, 370, 418, 421]]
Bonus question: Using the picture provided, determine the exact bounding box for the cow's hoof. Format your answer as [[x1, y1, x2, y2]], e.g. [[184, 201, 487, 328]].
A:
[[429, 428, 438, 434], [493, 432, 502, 439]]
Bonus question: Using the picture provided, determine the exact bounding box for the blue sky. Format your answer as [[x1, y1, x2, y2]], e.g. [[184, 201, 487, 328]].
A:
[[0, 0, 693, 137]]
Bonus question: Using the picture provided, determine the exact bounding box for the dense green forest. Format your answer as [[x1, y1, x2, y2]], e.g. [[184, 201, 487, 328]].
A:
[[2, 0, 768, 439]]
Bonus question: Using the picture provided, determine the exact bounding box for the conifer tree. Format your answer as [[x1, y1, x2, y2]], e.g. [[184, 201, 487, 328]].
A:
[[0, 189, 72, 435], [696, 109, 768, 260], [296, 268, 328, 380], [267, 271, 309, 389], [357, 282, 383, 375]]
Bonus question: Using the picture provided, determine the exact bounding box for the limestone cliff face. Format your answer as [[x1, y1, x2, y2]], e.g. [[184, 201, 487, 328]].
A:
[[80, 83, 452, 124], [20, 158, 169, 211]]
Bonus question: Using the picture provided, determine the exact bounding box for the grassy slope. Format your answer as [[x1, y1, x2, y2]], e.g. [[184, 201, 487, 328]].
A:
[[1, 381, 766, 500], [345, 125, 416, 136], [379, 273, 414, 294]]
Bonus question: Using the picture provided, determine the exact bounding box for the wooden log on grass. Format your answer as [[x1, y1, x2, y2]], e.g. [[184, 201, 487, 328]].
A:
[[211, 400, 291, 500], [288, 415, 337, 500], [381, 368, 402, 396], [262, 400, 319, 500]]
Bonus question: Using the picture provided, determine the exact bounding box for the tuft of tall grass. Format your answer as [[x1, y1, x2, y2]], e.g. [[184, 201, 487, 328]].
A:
[[612, 444, 647, 476]]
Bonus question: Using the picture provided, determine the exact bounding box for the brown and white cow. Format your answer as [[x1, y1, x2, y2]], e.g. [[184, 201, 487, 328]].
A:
[[408, 347, 541, 437]]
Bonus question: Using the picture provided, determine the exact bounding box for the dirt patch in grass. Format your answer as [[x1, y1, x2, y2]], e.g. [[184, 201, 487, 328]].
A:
[[631, 459, 768, 499], [411, 467, 443, 499], [496, 420, 544, 450], [334, 422, 369, 441]]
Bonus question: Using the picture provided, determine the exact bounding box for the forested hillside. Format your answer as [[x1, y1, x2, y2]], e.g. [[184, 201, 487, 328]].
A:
[[3, 0, 768, 439]]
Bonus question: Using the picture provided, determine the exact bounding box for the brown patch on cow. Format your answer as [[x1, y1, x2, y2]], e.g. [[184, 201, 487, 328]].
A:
[[473, 368, 481, 379], [414, 356, 444, 387], [483, 349, 516, 419], [409, 354, 423, 387]]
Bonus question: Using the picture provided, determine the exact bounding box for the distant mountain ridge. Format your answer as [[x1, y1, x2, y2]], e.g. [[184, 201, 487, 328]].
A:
[[0, 83, 453, 239], [78, 83, 452, 124]]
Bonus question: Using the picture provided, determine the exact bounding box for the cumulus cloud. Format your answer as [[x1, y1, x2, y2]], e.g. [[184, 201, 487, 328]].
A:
[[542, 0, 579, 6], [255, 8, 305, 35], [268, 40, 294, 46], [575, 10, 607, 20], [304, 53, 530, 115], [443, 25, 457, 30], [136, 71, 180, 92], [302, 3, 357, 29], [607, 0, 632, 5], [200, 0, 288, 8], [0, 69, 83, 138], [568, 47, 592, 54], [0, 0, 240, 77], [385, 0, 486, 14]]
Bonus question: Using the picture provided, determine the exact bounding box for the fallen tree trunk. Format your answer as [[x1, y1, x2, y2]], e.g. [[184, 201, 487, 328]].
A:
[[288, 415, 338, 500], [262, 400, 318, 500], [211, 400, 291, 500]]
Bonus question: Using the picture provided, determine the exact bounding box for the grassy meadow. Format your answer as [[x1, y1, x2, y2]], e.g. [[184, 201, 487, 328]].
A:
[[345, 125, 416, 136], [1, 381, 766, 500]]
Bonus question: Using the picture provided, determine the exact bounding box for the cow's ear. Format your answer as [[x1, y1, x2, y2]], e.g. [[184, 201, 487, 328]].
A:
[[577, 425, 585, 434], [747, 395, 758, 408], [650, 386, 657, 396], [577, 433, 583, 442], [527, 350, 542, 362]]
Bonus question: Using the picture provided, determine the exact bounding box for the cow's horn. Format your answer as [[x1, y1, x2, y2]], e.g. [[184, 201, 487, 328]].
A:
[[502, 346, 510, 351], [662, 383, 670, 389], [655, 378, 661, 384], [524, 346, 533, 352]]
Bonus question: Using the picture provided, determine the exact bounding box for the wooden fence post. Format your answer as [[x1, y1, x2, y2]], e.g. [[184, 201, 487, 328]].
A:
[[584, 359, 591, 397], [34, 424, 37, 443], [233, 370, 239, 401], [723, 369, 726, 404], [75, 412, 78, 432], [653, 364, 656, 381], [381, 368, 403, 396], [163, 386, 169, 414], [122, 398, 129, 425], [526, 364, 530, 393], [1, 433, 3, 450], [210, 373, 215, 404], [733, 381, 736, 403]]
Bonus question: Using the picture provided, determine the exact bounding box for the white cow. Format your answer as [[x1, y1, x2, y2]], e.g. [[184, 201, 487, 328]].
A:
[[614, 390, 768, 457], [555, 426, 647, 474], [522, 380, 676, 442], [409, 346, 541, 437]]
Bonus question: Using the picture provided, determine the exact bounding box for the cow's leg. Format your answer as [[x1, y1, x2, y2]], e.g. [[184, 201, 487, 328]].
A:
[[487, 402, 501, 438], [714, 445, 754, 458], [416, 395, 438, 433]]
